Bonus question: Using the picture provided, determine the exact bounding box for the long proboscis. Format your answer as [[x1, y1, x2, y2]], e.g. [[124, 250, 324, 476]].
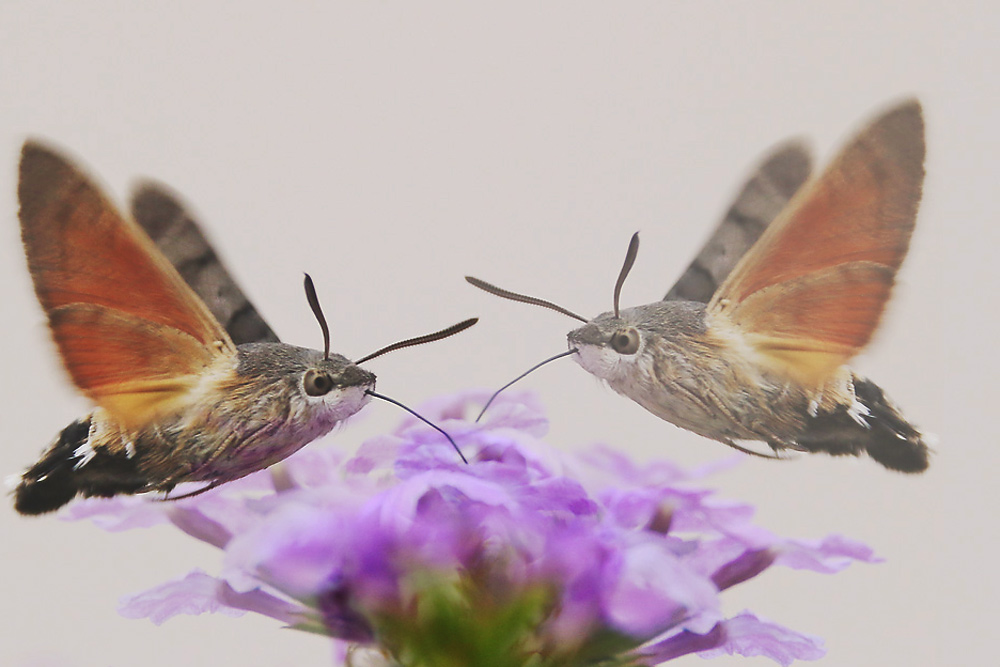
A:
[[366, 390, 469, 464], [614, 232, 640, 319], [465, 276, 588, 323], [475, 348, 578, 422], [355, 318, 478, 365]]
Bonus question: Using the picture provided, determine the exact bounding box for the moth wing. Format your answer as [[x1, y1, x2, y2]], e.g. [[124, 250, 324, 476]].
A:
[[708, 100, 925, 386], [665, 141, 812, 302], [45, 304, 227, 427], [19, 141, 236, 427], [131, 182, 280, 345]]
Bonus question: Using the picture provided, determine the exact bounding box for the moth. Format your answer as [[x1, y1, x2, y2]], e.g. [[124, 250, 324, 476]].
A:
[[15, 142, 475, 515], [468, 100, 930, 472]]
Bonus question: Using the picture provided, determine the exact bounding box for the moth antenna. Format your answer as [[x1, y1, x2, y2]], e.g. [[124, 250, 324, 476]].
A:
[[475, 349, 578, 422], [613, 232, 640, 319], [303, 273, 331, 360], [465, 276, 588, 323], [365, 390, 468, 464], [355, 318, 478, 365]]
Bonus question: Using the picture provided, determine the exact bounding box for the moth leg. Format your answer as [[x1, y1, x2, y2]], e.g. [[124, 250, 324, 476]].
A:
[[720, 439, 792, 460], [158, 480, 222, 502]]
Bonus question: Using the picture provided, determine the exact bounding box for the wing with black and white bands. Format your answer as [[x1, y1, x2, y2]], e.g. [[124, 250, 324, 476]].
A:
[[664, 142, 812, 303], [131, 182, 280, 345]]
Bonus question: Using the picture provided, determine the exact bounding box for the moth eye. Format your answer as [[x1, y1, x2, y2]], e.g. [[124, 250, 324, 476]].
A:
[[303, 369, 334, 396], [610, 328, 640, 355]]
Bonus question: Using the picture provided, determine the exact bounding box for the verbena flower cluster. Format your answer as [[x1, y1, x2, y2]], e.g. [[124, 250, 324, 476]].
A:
[[67, 391, 876, 666]]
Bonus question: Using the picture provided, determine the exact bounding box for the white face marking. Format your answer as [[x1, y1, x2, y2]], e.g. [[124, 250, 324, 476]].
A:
[[321, 385, 373, 422], [574, 343, 632, 383], [296, 384, 374, 428], [572, 335, 652, 389]]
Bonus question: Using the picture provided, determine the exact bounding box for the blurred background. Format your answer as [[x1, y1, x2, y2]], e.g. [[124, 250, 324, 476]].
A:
[[1, 3, 996, 665]]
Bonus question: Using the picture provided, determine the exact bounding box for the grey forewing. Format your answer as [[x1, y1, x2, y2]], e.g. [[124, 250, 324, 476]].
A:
[[664, 142, 812, 303], [131, 182, 280, 345]]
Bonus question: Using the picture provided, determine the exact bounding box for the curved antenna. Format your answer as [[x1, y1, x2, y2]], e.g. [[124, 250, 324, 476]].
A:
[[365, 390, 468, 464], [303, 273, 330, 360], [465, 276, 588, 323], [613, 232, 640, 319], [475, 348, 578, 422], [356, 318, 478, 365]]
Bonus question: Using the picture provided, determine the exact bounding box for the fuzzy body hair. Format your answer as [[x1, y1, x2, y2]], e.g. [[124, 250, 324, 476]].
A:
[[567, 300, 926, 472], [15, 342, 373, 513], [571, 301, 821, 446]]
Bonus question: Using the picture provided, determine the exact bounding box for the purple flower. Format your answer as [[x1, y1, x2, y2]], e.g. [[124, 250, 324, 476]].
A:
[[66, 390, 876, 665]]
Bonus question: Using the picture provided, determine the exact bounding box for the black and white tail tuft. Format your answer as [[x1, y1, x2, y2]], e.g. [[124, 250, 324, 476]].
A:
[[796, 376, 930, 473], [15, 419, 90, 515], [15, 417, 149, 515]]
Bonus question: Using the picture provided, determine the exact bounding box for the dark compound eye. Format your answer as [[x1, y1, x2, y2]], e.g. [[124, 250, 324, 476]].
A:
[[304, 369, 335, 396], [610, 328, 640, 355]]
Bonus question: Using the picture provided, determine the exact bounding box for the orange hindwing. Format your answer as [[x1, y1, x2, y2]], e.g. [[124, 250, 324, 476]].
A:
[[708, 100, 925, 385], [19, 142, 236, 427]]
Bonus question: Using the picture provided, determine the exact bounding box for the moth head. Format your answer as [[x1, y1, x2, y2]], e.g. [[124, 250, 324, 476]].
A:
[[234, 345, 375, 423], [298, 273, 476, 461], [303, 353, 376, 394], [298, 351, 376, 420], [567, 309, 645, 382]]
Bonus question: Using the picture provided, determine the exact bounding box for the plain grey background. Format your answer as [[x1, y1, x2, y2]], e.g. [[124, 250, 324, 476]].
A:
[[1, 3, 996, 666]]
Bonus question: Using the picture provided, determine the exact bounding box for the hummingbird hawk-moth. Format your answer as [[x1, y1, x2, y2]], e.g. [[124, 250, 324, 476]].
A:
[[14, 142, 475, 515], [468, 99, 930, 472]]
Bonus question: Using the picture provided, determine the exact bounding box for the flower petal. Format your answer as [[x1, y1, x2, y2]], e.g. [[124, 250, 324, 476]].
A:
[[118, 570, 244, 625]]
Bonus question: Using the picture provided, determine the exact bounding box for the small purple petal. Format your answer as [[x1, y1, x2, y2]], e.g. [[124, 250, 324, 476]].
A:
[[712, 548, 777, 591], [222, 506, 360, 597], [642, 612, 826, 666], [167, 507, 233, 549], [118, 570, 244, 624], [775, 534, 881, 572], [637, 624, 727, 663], [280, 446, 349, 487], [695, 612, 826, 665], [604, 539, 719, 637], [346, 435, 402, 474], [62, 495, 171, 531], [216, 582, 312, 626]]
